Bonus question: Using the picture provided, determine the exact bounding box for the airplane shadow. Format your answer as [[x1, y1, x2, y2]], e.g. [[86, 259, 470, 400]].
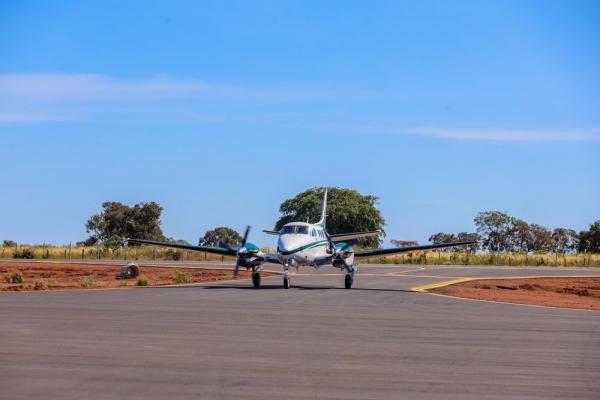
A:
[[201, 284, 415, 293]]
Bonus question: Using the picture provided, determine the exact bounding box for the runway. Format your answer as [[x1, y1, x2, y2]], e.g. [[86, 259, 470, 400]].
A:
[[1, 264, 599, 399]]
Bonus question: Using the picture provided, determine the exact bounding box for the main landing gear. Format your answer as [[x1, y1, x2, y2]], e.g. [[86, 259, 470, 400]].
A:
[[344, 265, 357, 289], [344, 274, 353, 289], [252, 271, 261, 289]]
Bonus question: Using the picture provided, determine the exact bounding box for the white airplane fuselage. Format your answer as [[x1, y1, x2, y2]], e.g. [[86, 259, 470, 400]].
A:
[[276, 222, 330, 268]]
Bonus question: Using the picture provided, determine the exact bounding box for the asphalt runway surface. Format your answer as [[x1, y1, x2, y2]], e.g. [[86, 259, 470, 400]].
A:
[[1, 263, 599, 399]]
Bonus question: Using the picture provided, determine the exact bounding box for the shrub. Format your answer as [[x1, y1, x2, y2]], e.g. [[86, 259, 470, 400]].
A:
[[13, 248, 35, 259], [78, 277, 95, 288], [172, 270, 190, 284], [3, 240, 17, 247], [137, 276, 150, 286], [164, 249, 183, 261], [10, 271, 24, 284], [33, 280, 45, 290], [118, 280, 128, 287]]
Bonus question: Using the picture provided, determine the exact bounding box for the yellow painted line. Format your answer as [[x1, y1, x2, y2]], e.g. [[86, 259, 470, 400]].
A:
[[411, 277, 476, 292], [385, 267, 426, 276], [426, 290, 600, 312], [412, 275, 600, 293]]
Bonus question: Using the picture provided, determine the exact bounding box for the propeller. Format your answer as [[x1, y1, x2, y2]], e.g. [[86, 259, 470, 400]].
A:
[[233, 225, 251, 278]]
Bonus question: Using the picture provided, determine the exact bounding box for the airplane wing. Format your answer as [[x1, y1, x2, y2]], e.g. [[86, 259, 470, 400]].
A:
[[126, 238, 237, 256], [355, 241, 478, 259], [329, 230, 382, 242], [126, 238, 282, 265], [262, 229, 279, 235]]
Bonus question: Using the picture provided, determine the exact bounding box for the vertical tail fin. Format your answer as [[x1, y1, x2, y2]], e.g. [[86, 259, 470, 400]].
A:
[[316, 188, 328, 228]]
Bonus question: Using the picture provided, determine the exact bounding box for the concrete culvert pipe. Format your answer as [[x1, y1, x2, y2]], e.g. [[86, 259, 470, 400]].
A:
[[120, 263, 140, 279]]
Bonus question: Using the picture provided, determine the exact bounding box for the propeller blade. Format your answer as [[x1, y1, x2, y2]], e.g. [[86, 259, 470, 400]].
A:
[[241, 225, 251, 247], [233, 226, 251, 279], [233, 258, 240, 278]]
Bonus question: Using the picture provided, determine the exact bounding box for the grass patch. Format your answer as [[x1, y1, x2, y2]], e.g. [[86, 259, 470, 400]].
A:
[[137, 276, 150, 286], [118, 280, 128, 287], [10, 271, 24, 284], [78, 277, 95, 288], [172, 270, 190, 284], [33, 280, 46, 290]]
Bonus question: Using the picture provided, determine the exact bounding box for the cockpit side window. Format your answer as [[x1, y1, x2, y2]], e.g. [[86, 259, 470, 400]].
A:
[[296, 226, 308, 235], [280, 226, 295, 234]]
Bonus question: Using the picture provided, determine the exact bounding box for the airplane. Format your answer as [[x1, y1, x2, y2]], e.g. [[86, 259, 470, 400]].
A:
[[127, 189, 477, 289]]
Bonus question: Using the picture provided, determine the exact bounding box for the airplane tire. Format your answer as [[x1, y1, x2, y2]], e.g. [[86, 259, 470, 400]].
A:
[[283, 276, 290, 289], [252, 272, 261, 289], [345, 274, 353, 289]]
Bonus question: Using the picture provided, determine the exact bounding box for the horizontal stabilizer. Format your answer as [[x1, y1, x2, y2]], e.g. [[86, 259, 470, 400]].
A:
[[355, 240, 478, 259], [329, 230, 382, 242], [262, 229, 279, 236]]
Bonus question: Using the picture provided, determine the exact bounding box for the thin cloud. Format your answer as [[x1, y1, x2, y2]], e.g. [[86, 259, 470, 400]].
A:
[[410, 127, 600, 142], [0, 73, 247, 102], [0, 73, 372, 123]]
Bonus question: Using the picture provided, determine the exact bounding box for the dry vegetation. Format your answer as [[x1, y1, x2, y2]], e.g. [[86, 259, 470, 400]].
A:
[[368, 251, 600, 267]]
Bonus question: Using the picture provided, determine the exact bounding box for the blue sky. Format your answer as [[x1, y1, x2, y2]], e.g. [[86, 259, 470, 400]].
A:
[[1, 0, 599, 246]]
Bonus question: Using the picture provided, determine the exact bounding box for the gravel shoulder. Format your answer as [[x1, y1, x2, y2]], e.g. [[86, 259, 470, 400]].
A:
[[432, 276, 600, 310], [0, 261, 252, 291]]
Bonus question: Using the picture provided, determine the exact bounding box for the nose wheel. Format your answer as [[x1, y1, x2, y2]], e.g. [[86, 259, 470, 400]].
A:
[[283, 268, 291, 289]]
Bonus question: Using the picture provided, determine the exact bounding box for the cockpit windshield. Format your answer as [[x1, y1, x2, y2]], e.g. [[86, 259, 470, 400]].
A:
[[280, 225, 309, 235]]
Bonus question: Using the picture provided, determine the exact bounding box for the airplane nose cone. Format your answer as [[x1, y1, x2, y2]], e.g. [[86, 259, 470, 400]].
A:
[[278, 236, 302, 255]]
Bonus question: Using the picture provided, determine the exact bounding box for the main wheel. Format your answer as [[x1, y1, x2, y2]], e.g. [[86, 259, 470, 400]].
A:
[[252, 272, 261, 289], [344, 274, 353, 289], [283, 276, 290, 289]]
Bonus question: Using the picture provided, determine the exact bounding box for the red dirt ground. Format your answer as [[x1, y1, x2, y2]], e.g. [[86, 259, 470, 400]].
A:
[[0, 262, 256, 291], [432, 277, 600, 311]]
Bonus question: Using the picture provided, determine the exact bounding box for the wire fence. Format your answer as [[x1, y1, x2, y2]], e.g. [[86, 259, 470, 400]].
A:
[[1, 244, 599, 267]]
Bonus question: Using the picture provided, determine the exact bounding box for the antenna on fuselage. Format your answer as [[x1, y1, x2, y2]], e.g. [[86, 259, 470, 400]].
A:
[[316, 188, 328, 229]]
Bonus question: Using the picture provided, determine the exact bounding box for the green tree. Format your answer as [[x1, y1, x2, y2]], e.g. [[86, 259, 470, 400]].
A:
[[474, 211, 515, 252], [2, 240, 17, 247], [578, 220, 600, 253], [85, 201, 165, 244], [199, 227, 242, 248], [511, 219, 532, 252], [528, 224, 553, 252], [551, 228, 579, 254], [428, 232, 456, 251], [456, 232, 481, 253], [274, 187, 385, 248]]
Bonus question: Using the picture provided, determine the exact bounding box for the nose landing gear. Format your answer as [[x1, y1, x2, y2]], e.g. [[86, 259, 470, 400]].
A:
[[283, 268, 291, 289]]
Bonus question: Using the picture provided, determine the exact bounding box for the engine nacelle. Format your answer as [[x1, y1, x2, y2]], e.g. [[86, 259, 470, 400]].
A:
[[332, 243, 355, 268], [237, 242, 263, 268]]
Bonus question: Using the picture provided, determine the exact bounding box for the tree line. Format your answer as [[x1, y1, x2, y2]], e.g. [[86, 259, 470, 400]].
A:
[[428, 211, 600, 254], [2, 188, 598, 255]]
